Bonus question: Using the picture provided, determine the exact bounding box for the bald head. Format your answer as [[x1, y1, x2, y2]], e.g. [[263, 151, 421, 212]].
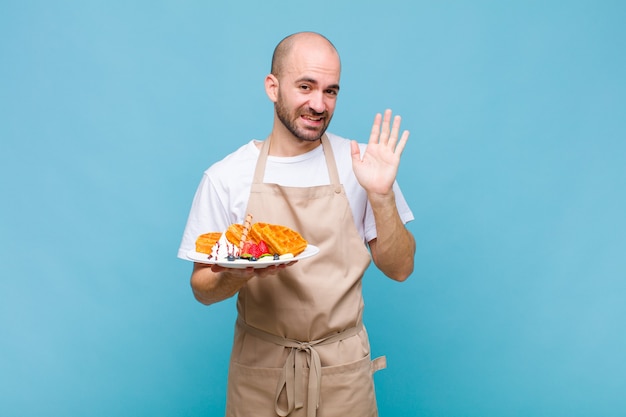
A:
[[270, 32, 340, 78]]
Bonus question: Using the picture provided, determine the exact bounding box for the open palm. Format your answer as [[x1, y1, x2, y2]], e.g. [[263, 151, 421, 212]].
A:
[[351, 109, 410, 195]]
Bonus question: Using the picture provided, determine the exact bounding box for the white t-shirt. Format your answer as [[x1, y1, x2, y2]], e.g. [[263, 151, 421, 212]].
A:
[[177, 133, 414, 259]]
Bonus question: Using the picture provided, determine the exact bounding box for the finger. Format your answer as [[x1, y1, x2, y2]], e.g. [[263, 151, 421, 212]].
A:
[[275, 261, 297, 270], [257, 265, 279, 277], [388, 115, 402, 149], [380, 109, 392, 144], [350, 140, 362, 163], [369, 113, 382, 144], [394, 130, 410, 156]]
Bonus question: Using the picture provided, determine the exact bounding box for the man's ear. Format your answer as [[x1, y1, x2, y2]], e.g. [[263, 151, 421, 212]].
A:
[[264, 74, 279, 103]]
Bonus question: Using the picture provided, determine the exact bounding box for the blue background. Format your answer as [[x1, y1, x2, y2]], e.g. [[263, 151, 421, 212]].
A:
[[1, 1, 625, 416]]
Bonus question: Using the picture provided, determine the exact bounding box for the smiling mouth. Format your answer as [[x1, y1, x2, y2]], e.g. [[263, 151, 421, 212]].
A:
[[302, 114, 324, 122]]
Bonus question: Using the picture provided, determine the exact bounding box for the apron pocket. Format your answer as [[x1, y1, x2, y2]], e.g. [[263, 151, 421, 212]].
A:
[[226, 361, 283, 417], [318, 354, 381, 417]]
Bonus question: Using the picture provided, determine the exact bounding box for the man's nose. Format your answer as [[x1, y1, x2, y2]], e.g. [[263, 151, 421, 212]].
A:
[[308, 92, 325, 114]]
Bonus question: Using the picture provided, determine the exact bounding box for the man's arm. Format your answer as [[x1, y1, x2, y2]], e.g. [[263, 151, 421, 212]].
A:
[[351, 109, 415, 281], [190, 263, 254, 305], [367, 192, 415, 281]]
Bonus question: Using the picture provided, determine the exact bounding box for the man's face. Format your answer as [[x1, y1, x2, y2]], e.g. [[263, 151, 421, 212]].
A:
[[274, 45, 341, 142]]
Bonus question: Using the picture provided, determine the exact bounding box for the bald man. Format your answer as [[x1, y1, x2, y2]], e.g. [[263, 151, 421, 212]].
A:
[[178, 32, 415, 417]]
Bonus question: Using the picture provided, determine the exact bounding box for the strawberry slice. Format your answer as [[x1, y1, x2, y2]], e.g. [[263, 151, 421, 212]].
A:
[[248, 243, 263, 259], [257, 240, 270, 256], [240, 241, 255, 258]]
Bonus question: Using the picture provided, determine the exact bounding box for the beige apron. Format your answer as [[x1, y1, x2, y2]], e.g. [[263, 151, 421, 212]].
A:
[[225, 136, 386, 417]]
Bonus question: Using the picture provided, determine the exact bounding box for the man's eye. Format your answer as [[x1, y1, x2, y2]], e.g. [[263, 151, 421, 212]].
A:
[[326, 89, 338, 96], [300, 85, 311, 90]]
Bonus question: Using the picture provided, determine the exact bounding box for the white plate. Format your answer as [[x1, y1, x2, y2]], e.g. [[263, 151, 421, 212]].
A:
[[186, 245, 320, 269]]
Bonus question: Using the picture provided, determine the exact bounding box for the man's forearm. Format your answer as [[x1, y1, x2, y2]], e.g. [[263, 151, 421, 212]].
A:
[[368, 192, 415, 281], [190, 264, 252, 305]]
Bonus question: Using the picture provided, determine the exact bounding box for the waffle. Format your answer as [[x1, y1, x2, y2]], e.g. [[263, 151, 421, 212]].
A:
[[195, 232, 222, 254], [250, 222, 308, 256], [225, 223, 244, 245]]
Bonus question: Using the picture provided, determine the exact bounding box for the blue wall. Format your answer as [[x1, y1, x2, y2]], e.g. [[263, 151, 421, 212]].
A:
[[1, 1, 625, 416]]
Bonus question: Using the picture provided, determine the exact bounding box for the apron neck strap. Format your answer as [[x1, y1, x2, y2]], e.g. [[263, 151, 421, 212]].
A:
[[253, 135, 341, 190]]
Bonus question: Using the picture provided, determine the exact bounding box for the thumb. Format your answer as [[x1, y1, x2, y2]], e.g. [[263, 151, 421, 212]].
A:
[[350, 140, 362, 162]]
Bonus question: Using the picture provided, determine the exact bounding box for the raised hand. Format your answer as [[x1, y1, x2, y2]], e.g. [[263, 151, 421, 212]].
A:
[[350, 109, 410, 196]]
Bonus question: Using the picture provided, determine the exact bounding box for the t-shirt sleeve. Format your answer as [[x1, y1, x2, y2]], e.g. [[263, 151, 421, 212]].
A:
[[177, 173, 232, 259]]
